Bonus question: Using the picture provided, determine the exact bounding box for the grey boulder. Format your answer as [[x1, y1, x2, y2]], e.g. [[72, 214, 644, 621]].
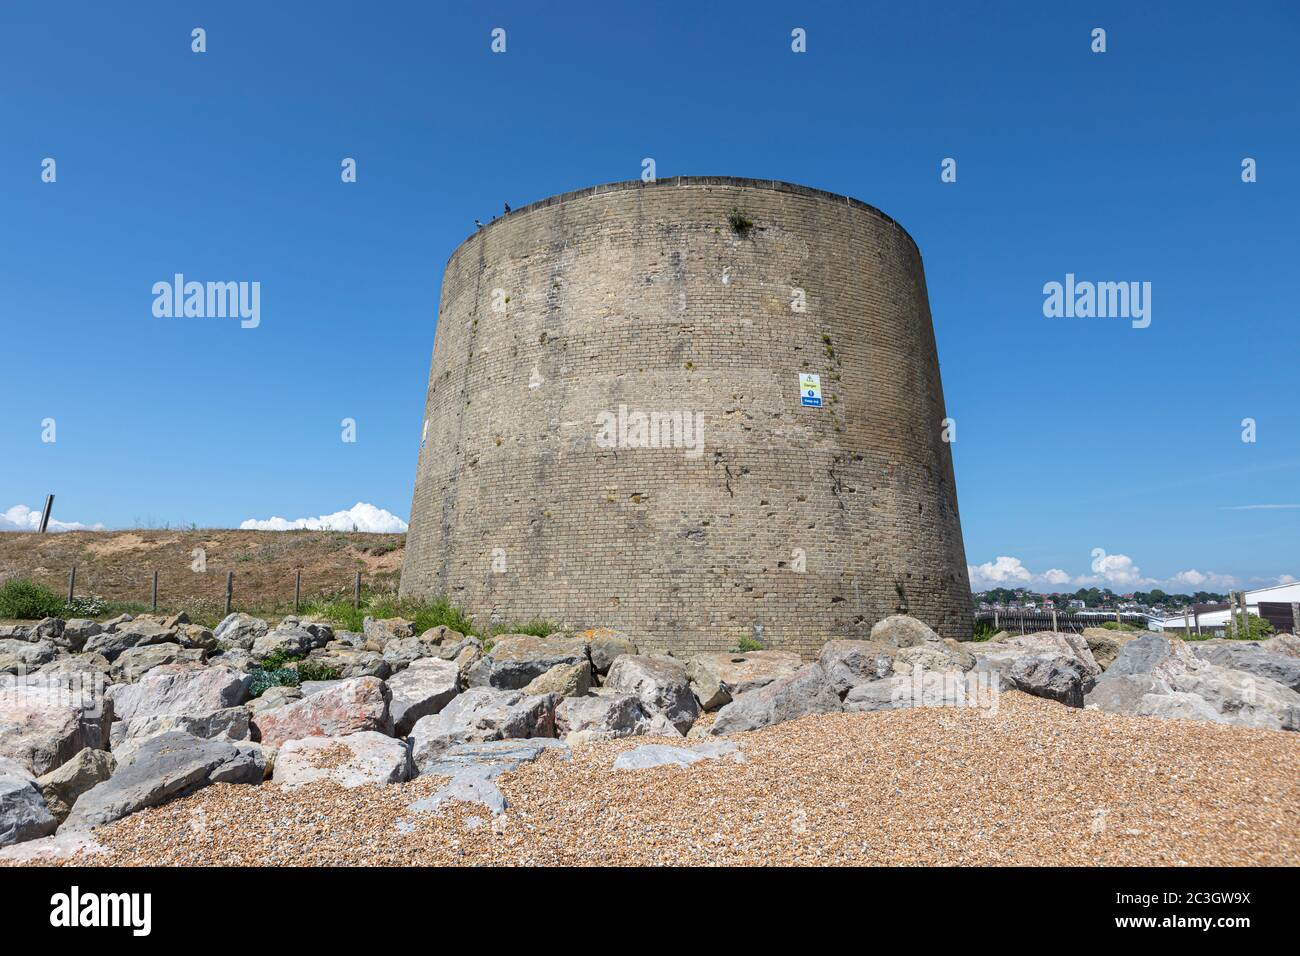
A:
[[35, 748, 116, 823], [1190, 641, 1300, 693], [388, 657, 461, 736], [213, 613, 269, 650], [409, 688, 557, 772], [710, 663, 841, 735], [817, 640, 897, 697], [604, 654, 700, 734], [686, 650, 803, 711], [0, 770, 57, 847], [465, 634, 590, 690]]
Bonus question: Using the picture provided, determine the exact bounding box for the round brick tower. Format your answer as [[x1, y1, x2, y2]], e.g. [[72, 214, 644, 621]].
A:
[[400, 177, 972, 656]]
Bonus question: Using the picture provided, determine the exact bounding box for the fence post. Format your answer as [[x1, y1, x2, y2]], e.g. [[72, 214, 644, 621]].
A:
[[295, 570, 302, 613], [993, 609, 999, 630], [1051, 608, 1058, 632], [225, 572, 234, 616], [354, 571, 362, 609], [1183, 608, 1191, 639], [1018, 613, 1024, 636], [151, 570, 159, 612], [1115, 609, 1122, 628], [1292, 602, 1300, 637], [67, 566, 76, 604], [1237, 591, 1249, 637], [1194, 607, 1201, 637]]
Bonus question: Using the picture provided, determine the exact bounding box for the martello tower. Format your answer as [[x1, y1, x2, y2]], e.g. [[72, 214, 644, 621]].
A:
[[400, 177, 972, 656]]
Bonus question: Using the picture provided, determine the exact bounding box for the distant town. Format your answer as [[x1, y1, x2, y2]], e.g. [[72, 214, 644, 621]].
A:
[[973, 587, 1226, 616]]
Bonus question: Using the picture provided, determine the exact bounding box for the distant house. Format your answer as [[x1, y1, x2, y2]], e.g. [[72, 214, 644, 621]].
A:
[[1148, 580, 1300, 634], [1068, 599, 1085, 610]]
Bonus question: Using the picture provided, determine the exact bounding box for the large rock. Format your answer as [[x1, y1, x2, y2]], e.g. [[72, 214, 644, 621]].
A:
[[35, 748, 116, 823], [972, 633, 1102, 708], [710, 663, 841, 735], [870, 615, 943, 648], [817, 640, 897, 697], [604, 654, 700, 734], [892, 639, 976, 676], [465, 634, 590, 690], [686, 650, 803, 711], [1261, 634, 1300, 659], [409, 688, 556, 771], [409, 739, 569, 815], [579, 627, 639, 675], [213, 613, 269, 650], [60, 619, 101, 651], [272, 732, 411, 788], [109, 642, 205, 682], [0, 677, 113, 776], [1172, 667, 1300, 732], [0, 770, 56, 847], [108, 663, 251, 730], [305, 646, 391, 680], [612, 740, 742, 771], [555, 694, 649, 741], [1190, 641, 1300, 693], [111, 707, 251, 763], [248, 684, 303, 714], [362, 617, 415, 651], [1081, 628, 1137, 670], [844, 670, 978, 712], [1105, 633, 1196, 681], [522, 660, 592, 698], [382, 632, 448, 671], [251, 624, 328, 661], [83, 620, 175, 661], [388, 658, 461, 736], [252, 677, 393, 748], [39, 653, 111, 679], [0, 639, 59, 674], [62, 732, 263, 830]]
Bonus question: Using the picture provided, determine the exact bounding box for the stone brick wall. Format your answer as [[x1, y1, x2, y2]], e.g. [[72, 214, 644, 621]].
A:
[[400, 177, 972, 657]]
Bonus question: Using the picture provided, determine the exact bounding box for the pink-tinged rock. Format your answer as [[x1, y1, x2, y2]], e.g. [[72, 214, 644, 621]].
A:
[[272, 732, 411, 788], [0, 678, 113, 777], [252, 677, 393, 748]]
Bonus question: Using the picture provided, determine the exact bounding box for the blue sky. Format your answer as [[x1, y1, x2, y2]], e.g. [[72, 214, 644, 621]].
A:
[[1, 1, 1296, 592]]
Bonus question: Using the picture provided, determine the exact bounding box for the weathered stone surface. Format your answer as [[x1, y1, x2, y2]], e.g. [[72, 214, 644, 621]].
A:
[[972, 634, 1102, 708], [37, 653, 111, 679], [710, 663, 841, 735], [1084, 673, 1168, 714], [84, 620, 174, 661], [381, 633, 445, 671], [175, 625, 218, 652], [1081, 628, 1137, 670], [893, 639, 976, 676], [817, 640, 897, 696], [111, 707, 251, 763], [844, 670, 976, 712], [109, 642, 205, 682], [0, 677, 113, 776], [208, 648, 257, 673], [1172, 667, 1300, 732], [252, 677, 393, 748], [300, 679, 344, 697], [465, 634, 590, 690], [409, 764, 506, 815], [409, 688, 556, 771], [251, 625, 325, 661], [522, 660, 592, 698], [1136, 691, 1227, 724], [35, 748, 116, 823], [214, 613, 269, 650], [0, 771, 56, 847], [1190, 641, 1300, 692], [249, 684, 303, 714], [604, 654, 700, 733], [363, 617, 415, 651], [555, 694, 648, 740], [1106, 633, 1196, 680], [388, 657, 460, 736], [272, 732, 411, 788], [108, 663, 251, 729], [62, 731, 262, 830], [612, 740, 742, 771], [1261, 634, 1300, 659], [0, 829, 106, 862], [0, 639, 59, 674], [579, 627, 639, 675], [409, 739, 569, 815], [870, 614, 944, 648], [306, 647, 391, 680], [686, 650, 803, 710], [60, 619, 101, 651]]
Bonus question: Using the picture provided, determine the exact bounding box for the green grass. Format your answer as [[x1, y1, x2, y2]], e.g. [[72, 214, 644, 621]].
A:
[[301, 593, 479, 636], [971, 620, 1000, 642], [732, 634, 765, 652], [1100, 620, 1143, 632], [489, 618, 560, 638]]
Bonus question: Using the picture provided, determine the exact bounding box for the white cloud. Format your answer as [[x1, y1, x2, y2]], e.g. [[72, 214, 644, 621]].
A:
[[967, 556, 1034, 590], [0, 504, 103, 533], [239, 502, 407, 533], [1079, 550, 1150, 589], [1169, 568, 1238, 590]]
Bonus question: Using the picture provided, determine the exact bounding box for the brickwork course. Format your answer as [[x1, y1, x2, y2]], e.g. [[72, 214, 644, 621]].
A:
[[400, 177, 972, 657]]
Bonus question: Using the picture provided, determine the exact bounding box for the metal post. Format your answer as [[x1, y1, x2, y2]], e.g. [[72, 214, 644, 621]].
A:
[[354, 571, 362, 609], [1018, 613, 1024, 636], [151, 570, 159, 612], [225, 571, 234, 616], [67, 566, 76, 604], [294, 570, 302, 613], [38, 495, 54, 533]]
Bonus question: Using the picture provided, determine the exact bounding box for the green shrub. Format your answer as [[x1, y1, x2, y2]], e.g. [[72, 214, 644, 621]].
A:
[[1101, 620, 1142, 632], [258, 648, 302, 671], [733, 634, 765, 652], [295, 660, 341, 682], [0, 578, 67, 620], [1220, 614, 1274, 641], [491, 618, 560, 638], [248, 667, 301, 698], [301, 594, 477, 637], [64, 595, 109, 617], [727, 208, 754, 236], [971, 620, 1000, 642]]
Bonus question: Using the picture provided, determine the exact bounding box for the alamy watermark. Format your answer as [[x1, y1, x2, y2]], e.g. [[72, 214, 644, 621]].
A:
[[1042, 273, 1150, 329], [152, 274, 260, 329], [595, 405, 704, 459]]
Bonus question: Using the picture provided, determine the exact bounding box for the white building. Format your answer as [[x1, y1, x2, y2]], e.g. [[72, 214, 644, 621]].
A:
[[1149, 580, 1300, 633]]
